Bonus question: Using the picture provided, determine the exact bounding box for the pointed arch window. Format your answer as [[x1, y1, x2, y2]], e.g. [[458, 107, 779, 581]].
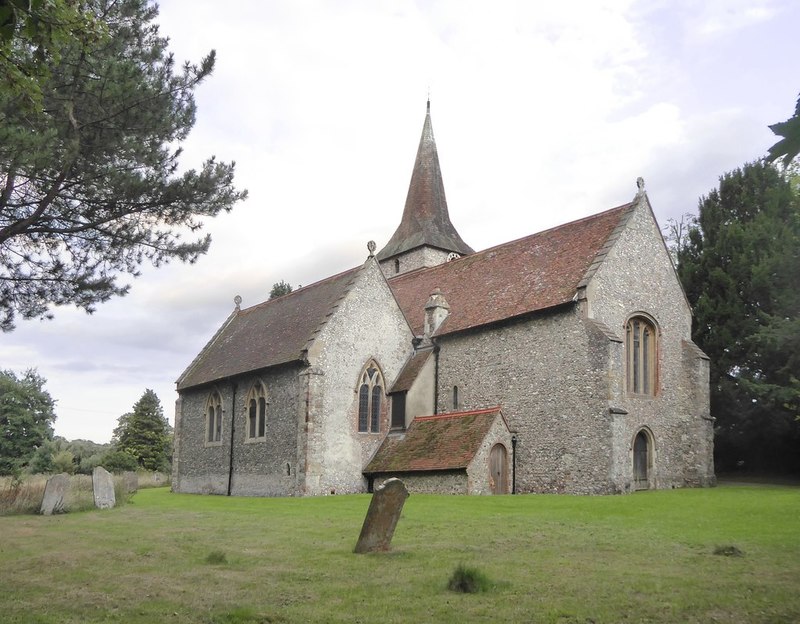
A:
[[626, 316, 657, 395], [245, 382, 268, 441], [205, 391, 223, 445], [358, 363, 384, 433]]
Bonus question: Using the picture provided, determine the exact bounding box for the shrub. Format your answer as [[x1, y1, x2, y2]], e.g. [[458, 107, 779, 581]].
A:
[[447, 563, 492, 593], [100, 450, 139, 474], [714, 545, 745, 557], [205, 550, 228, 565]]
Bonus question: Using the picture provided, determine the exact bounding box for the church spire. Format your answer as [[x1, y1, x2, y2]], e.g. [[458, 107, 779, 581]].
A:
[[377, 101, 473, 266]]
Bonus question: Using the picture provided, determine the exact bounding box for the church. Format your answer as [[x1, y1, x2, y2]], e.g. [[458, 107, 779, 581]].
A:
[[171, 102, 716, 496]]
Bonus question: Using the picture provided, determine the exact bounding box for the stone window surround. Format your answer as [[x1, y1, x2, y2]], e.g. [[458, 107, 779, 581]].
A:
[[357, 360, 385, 434], [625, 312, 659, 397], [204, 390, 224, 447], [244, 380, 268, 443]]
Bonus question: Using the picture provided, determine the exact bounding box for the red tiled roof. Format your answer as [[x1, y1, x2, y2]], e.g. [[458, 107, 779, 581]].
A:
[[176, 267, 360, 390], [364, 407, 505, 473], [388, 202, 635, 336], [389, 350, 432, 393]]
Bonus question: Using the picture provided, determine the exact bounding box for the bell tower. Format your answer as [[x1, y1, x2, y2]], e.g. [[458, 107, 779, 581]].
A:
[[377, 101, 473, 277]]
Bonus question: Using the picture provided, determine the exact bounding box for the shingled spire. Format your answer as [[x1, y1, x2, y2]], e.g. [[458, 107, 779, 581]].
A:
[[377, 101, 473, 275]]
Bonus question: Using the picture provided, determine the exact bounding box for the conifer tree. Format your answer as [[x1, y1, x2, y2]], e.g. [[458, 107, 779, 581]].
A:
[[677, 161, 800, 473], [0, 0, 246, 331], [112, 389, 172, 472]]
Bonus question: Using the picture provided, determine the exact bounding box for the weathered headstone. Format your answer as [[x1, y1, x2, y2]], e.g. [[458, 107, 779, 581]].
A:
[[122, 471, 138, 494], [354, 478, 409, 553], [92, 466, 116, 509], [40, 473, 70, 515]]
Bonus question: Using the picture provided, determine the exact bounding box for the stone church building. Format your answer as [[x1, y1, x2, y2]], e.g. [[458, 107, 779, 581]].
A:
[[171, 103, 715, 496]]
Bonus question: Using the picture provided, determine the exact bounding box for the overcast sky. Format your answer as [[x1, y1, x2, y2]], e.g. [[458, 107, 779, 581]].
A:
[[4, 0, 798, 443]]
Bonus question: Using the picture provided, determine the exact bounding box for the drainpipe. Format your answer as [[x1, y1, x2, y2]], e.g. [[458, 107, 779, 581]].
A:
[[511, 434, 517, 495], [226, 381, 237, 496], [432, 340, 440, 414]]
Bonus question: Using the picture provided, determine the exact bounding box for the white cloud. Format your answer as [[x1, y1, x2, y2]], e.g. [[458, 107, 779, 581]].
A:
[[5, 0, 798, 442]]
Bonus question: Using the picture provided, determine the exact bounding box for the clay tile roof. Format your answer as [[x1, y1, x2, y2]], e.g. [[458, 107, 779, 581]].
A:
[[176, 266, 361, 390], [388, 202, 636, 336], [389, 350, 432, 393], [377, 101, 474, 260], [364, 407, 504, 474]]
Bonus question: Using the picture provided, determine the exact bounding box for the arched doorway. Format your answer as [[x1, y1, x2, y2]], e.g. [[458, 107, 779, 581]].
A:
[[633, 430, 651, 490], [489, 444, 508, 494]]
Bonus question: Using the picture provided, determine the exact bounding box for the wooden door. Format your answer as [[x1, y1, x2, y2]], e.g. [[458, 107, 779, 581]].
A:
[[489, 444, 508, 494], [633, 431, 649, 490]]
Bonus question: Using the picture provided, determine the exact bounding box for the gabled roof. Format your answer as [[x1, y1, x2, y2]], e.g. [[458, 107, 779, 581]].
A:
[[389, 350, 432, 393], [364, 407, 505, 474], [388, 201, 636, 336], [376, 101, 474, 260], [176, 266, 361, 390]]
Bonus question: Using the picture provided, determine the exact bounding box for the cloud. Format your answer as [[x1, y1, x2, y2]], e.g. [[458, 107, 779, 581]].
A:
[[6, 0, 797, 443]]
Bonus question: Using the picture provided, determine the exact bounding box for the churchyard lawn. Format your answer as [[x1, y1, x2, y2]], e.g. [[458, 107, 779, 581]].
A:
[[1, 483, 798, 623]]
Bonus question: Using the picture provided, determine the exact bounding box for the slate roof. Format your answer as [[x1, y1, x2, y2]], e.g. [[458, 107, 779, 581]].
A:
[[176, 267, 361, 390], [388, 201, 637, 336], [377, 101, 474, 260], [364, 407, 505, 474]]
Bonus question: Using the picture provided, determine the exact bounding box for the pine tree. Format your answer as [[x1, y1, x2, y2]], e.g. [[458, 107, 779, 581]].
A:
[[0, 0, 246, 331], [678, 161, 800, 473], [269, 280, 293, 300], [112, 389, 172, 472]]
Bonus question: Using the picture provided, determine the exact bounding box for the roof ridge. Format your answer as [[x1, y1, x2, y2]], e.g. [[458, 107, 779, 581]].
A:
[[416, 406, 502, 421], [388, 201, 637, 285], [238, 264, 361, 316]]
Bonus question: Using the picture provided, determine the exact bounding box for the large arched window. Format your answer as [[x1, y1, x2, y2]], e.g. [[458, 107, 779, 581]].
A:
[[205, 391, 223, 444], [245, 382, 268, 441], [626, 316, 657, 395], [358, 363, 384, 433]]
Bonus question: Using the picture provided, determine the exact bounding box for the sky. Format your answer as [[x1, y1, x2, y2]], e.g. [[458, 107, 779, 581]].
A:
[[3, 0, 799, 443]]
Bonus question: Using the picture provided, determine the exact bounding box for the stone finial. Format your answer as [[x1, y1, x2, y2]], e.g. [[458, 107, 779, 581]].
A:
[[234, 294, 242, 310], [367, 240, 377, 257], [636, 177, 645, 192], [424, 287, 450, 337]]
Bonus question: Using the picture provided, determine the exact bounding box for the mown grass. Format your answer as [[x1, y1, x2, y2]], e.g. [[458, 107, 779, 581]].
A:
[[0, 484, 798, 623]]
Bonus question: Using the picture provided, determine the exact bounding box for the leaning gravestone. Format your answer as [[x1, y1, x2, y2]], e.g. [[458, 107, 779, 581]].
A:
[[354, 478, 409, 553], [92, 466, 116, 509], [40, 473, 70, 515]]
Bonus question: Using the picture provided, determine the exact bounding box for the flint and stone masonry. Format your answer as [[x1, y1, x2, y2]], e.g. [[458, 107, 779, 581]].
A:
[[172, 103, 714, 497]]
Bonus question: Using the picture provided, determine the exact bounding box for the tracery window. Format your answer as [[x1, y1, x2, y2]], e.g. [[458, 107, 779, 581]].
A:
[[206, 391, 223, 444], [246, 382, 268, 441], [626, 316, 657, 395], [358, 363, 384, 433]]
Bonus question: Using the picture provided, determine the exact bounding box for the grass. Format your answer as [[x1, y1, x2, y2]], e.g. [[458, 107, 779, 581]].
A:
[[0, 484, 798, 623], [0, 474, 138, 516]]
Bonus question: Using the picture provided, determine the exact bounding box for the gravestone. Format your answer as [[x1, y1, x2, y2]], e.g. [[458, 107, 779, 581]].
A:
[[92, 466, 116, 509], [354, 478, 409, 553], [122, 471, 138, 493], [40, 473, 70, 515]]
